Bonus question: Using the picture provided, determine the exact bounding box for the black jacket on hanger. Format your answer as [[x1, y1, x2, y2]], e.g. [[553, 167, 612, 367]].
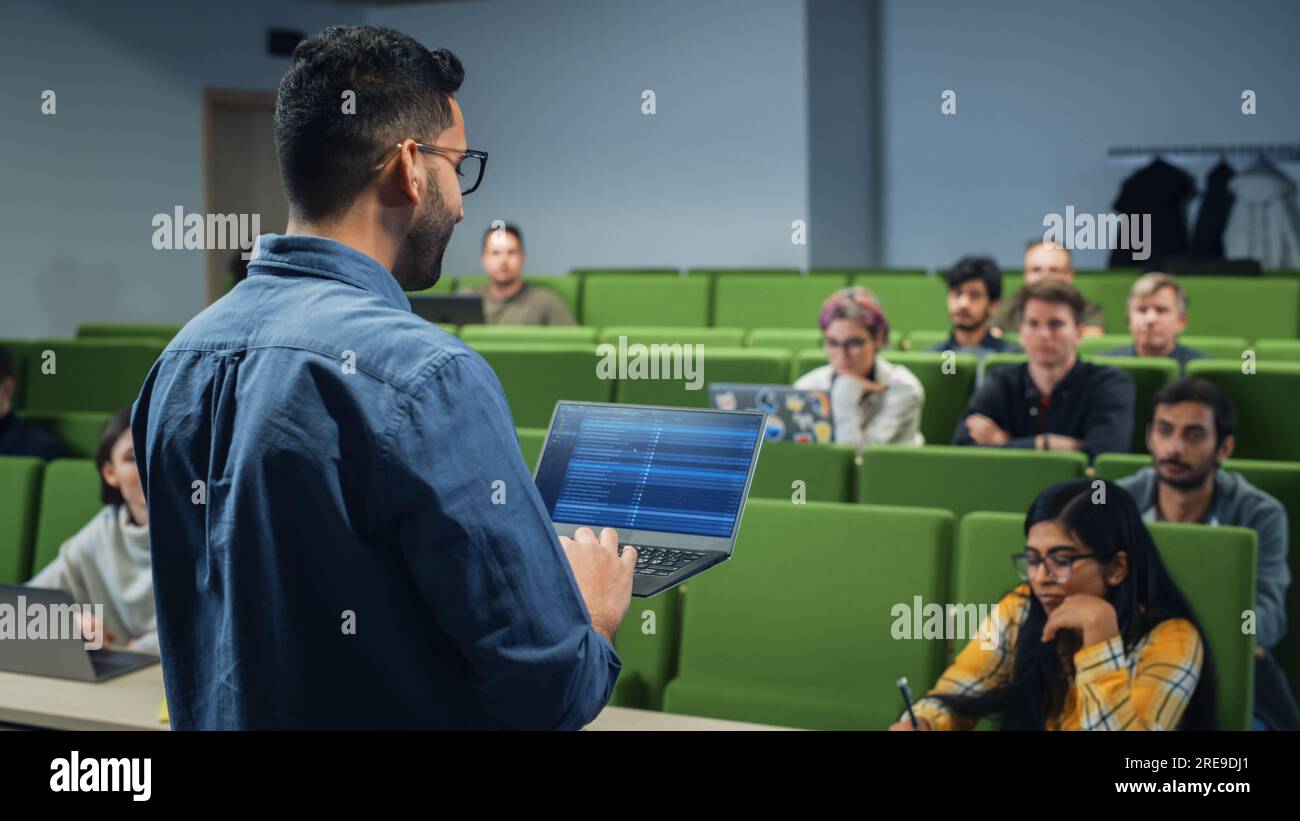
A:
[[1109, 158, 1195, 269], [1191, 159, 1235, 261]]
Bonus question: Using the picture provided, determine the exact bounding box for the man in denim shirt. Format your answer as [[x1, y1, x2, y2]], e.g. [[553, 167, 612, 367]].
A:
[[132, 26, 635, 729]]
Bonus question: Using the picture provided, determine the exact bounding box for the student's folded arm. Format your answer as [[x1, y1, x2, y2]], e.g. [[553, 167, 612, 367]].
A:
[[386, 353, 620, 730], [861, 382, 923, 445], [1072, 619, 1203, 730], [951, 372, 1010, 447], [1080, 369, 1135, 459], [1251, 501, 1290, 649]]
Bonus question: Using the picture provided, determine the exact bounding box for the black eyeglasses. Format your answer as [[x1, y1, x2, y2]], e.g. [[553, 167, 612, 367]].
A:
[[1011, 549, 1098, 583], [823, 336, 869, 354], [373, 142, 489, 195]]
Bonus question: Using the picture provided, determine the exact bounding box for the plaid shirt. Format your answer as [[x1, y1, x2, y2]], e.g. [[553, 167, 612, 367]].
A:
[[910, 584, 1204, 730]]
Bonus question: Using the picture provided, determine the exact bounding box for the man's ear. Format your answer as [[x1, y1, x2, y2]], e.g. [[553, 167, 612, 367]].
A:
[[392, 140, 423, 206], [0, 375, 14, 401], [1219, 433, 1236, 462], [1145, 422, 1155, 456]]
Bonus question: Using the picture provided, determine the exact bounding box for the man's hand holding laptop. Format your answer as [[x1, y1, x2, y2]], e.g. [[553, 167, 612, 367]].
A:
[[560, 526, 637, 642]]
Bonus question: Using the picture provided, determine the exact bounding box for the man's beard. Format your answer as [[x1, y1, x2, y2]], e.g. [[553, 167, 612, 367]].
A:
[[1156, 455, 1218, 491], [392, 172, 455, 292]]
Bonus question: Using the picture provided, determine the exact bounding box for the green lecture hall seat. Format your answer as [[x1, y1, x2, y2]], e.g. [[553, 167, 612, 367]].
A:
[[459, 325, 597, 346], [747, 441, 857, 503], [455, 274, 582, 319], [712, 275, 847, 329], [30, 458, 103, 580], [745, 328, 823, 352], [21, 339, 165, 414], [0, 456, 44, 584], [597, 326, 747, 348], [955, 512, 1256, 730], [609, 587, 683, 710], [661, 500, 954, 729], [581, 274, 709, 326], [75, 322, 184, 344], [858, 445, 1087, 521], [1181, 336, 1250, 361], [884, 351, 980, 447], [1185, 360, 1300, 461], [469, 343, 612, 428], [1086, 355, 1179, 453], [1072, 276, 1138, 334], [1180, 278, 1300, 338], [515, 427, 548, 472], [14, 410, 113, 458], [612, 348, 790, 408], [849, 274, 950, 338], [1253, 339, 1300, 363]]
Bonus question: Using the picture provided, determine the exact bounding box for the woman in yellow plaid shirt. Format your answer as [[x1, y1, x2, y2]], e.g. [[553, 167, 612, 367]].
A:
[[890, 479, 1218, 731]]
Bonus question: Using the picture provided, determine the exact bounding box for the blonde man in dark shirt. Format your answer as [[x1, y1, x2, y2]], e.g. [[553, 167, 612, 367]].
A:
[[474, 222, 575, 325]]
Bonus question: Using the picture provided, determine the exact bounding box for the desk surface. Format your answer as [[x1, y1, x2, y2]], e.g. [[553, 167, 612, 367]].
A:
[[0, 665, 789, 731]]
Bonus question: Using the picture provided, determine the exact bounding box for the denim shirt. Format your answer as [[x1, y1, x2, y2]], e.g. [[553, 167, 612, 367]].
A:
[[131, 234, 619, 729]]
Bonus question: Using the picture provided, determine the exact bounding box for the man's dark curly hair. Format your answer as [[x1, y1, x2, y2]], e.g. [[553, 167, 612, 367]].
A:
[[274, 25, 464, 221]]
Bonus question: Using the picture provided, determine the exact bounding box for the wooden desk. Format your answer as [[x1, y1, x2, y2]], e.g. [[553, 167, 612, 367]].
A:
[[0, 666, 790, 731]]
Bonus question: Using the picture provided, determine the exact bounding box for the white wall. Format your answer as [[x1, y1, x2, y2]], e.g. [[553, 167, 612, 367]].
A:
[[0, 0, 367, 339], [878, 0, 1300, 270], [371, 0, 809, 277]]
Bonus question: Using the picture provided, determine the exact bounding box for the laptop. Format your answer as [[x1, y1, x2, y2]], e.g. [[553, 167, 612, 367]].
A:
[[409, 294, 486, 326], [708, 383, 834, 444], [0, 585, 160, 683], [533, 401, 766, 597]]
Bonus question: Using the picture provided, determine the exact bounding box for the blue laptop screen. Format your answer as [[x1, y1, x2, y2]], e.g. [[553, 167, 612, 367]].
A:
[[534, 404, 764, 538]]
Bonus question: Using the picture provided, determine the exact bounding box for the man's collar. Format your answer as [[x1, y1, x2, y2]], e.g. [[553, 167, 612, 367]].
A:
[[246, 233, 411, 312]]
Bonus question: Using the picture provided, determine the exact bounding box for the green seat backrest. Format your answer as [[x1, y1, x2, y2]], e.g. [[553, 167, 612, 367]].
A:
[[1182, 336, 1249, 360], [615, 348, 789, 408], [1086, 355, 1179, 453], [662, 500, 954, 729], [1077, 334, 1139, 357], [884, 351, 980, 447], [1181, 278, 1300, 338], [1253, 339, 1300, 363], [687, 268, 801, 277], [515, 427, 548, 473], [849, 274, 949, 338], [1186, 360, 1300, 460], [456, 275, 581, 319], [0, 456, 44, 584], [956, 512, 1256, 730], [0, 339, 32, 409], [75, 323, 184, 344], [748, 441, 857, 503], [31, 459, 102, 580], [598, 326, 746, 348], [15, 411, 112, 459], [817, 268, 927, 277], [460, 325, 597, 345], [746, 328, 823, 352], [609, 585, 684, 710], [792, 347, 829, 383], [858, 445, 1086, 521], [904, 330, 948, 352], [469, 344, 613, 428], [713, 275, 847, 329], [23, 339, 165, 414], [1072, 276, 1136, 333], [582, 275, 709, 326], [570, 268, 679, 277]]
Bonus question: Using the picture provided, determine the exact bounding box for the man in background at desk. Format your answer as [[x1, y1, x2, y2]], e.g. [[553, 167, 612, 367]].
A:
[[468, 222, 575, 325]]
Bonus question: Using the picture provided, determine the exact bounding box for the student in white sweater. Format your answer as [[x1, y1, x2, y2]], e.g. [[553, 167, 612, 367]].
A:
[[794, 286, 925, 447], [27, 407, 158, 654]]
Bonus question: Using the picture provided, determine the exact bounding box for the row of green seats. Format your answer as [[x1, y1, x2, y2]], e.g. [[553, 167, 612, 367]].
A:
[[0, 338, 164, 415], [0, 457, 102, 584]]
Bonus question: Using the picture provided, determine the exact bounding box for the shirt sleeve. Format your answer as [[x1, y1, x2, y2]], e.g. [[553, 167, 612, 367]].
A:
[[909, 589, 1026, 730], [384, 352, 620, 730], [1248, 500, 1290, 649], [860, 378, 924, 445], [1071, 619, 1204, 730], [952, 368, 1011, 446], [546, 293, 577, 326]]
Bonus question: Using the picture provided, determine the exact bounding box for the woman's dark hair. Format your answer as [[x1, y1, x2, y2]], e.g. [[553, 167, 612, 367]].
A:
[[96, 407, 134, 506], [936, 479, 1218, 730]]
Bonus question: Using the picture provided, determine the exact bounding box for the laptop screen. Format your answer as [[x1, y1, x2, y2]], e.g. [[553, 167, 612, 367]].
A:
[[534, 403, 765, 539]]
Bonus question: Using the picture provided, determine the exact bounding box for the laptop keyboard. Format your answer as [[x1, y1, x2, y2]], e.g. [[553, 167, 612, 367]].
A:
[[618, 545, 707, 577]]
